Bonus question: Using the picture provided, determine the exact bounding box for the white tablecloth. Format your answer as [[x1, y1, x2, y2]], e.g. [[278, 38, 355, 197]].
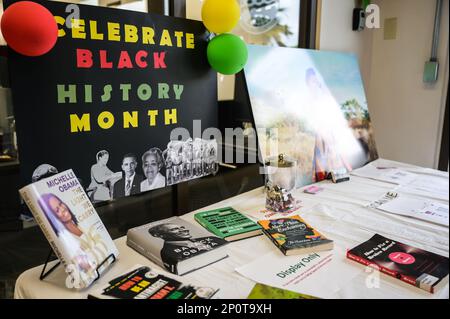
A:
[[14, 159, 449, 299]]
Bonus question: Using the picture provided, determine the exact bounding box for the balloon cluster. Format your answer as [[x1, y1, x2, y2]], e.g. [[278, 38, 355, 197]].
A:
[[201, 0, 248, 75], [1, 1, 58, 57]]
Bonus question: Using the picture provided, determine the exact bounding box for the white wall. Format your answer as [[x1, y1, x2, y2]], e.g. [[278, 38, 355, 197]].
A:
[[319, 0, 449, 169], [186, 0, 236, 101], [368, 0, 448, 168], [318, 0, 374, 90]]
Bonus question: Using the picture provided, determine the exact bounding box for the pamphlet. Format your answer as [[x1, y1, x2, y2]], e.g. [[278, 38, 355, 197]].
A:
[[351, 165, 417, 185], [235, 248, 359, 298], [376, 196, 449, 227], [397, 175, 449, 201]]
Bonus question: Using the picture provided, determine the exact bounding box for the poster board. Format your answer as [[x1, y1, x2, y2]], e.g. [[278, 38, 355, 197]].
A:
[[6, 0, 218, 203]]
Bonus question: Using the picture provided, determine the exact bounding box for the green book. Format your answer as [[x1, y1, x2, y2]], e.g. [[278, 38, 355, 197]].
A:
[[194, 207, 262, 242], [247, 283, 319, 299]]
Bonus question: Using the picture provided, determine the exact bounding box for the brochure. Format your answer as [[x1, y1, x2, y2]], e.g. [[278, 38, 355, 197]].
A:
[[235, 248, 359, 298]]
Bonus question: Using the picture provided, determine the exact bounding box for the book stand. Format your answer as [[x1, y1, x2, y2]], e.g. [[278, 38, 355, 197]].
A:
[[39, 249, 61, 280], [39, 248, 117, 282]]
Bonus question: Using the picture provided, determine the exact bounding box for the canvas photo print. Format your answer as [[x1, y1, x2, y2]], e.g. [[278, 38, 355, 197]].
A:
[[245, 45, 378, 187]]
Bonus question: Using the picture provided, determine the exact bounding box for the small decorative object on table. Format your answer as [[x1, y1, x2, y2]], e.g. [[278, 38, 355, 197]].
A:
[[303, 185, 324, 195], [329, 168, 350, 183], [264, 154, 298, 213]]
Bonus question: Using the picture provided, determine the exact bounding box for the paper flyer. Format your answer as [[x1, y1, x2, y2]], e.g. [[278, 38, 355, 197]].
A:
[[351, 165, 417, 185], [235, 248, 360, 298], [377, 197, 449, 227]]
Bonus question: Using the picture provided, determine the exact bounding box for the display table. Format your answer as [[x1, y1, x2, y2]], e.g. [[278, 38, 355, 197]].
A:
[[14, 159, 449, 299]]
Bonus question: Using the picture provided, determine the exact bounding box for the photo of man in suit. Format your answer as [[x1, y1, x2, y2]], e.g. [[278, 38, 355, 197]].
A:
[[113, 153, 144, 199]]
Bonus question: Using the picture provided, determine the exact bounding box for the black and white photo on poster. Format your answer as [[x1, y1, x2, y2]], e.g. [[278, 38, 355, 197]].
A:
[[164, 138, 218, 186], [33, 138, 218, 203], [112, 153, 144, 199], [87, 150, 122, 202], [32, 164, 59, 183]]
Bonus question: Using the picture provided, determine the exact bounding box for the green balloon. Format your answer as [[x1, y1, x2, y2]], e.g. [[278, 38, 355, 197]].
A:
[[207, 34, 248, 75]]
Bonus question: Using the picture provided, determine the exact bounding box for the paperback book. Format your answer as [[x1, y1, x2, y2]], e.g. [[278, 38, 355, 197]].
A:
[[194, 207, 263, 242], [89, 265, 218, 299], [258, 215, 334, 256], [127, 217, 228, 275], [19, 169, 118, 289], [347, 234, 449, 293]]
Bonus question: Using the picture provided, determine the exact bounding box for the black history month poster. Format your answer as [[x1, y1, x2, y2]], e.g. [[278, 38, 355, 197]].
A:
[[6, 0, 218, 203]]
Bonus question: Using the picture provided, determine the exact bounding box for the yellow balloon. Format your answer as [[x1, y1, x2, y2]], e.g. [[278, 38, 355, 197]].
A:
[[201, 0, 241, 34]]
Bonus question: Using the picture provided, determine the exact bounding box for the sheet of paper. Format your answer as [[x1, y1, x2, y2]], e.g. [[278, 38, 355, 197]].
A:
[[244, 197, 318, 221], [397, 175, 449, 201], [235, 248, 360, 298], [351, 165, 418, 185], [377, 197, 449, 227]]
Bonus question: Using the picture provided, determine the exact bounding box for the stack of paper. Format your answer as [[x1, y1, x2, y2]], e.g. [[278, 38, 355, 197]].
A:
[[351, 165, 418, 185], [376, 196, 449, 227]]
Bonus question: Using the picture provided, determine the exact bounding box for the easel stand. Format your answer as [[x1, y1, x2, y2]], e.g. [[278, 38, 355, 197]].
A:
[[39, 249, 116, 282], [39, 249, 61, 280]]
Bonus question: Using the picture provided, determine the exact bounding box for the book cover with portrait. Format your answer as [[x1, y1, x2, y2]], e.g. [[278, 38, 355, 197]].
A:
[[127, 217, 228, 275], [258, 215, 333, 256], [19, 169, 119, 289], [347, 234, 449, 293]]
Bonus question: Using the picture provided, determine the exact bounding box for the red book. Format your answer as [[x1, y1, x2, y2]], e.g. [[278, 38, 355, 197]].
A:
[[347, 234, 449, 293]]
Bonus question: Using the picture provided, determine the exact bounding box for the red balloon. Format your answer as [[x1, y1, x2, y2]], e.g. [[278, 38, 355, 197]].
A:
[[1, 1, 58, 57]]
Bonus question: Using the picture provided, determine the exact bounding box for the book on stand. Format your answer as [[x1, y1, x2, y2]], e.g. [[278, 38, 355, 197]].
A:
[[19, 169, 118, 289]]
